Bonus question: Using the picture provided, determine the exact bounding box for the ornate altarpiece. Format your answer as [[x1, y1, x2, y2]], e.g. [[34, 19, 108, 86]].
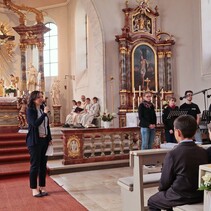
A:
[[115, 1, 175, 127]]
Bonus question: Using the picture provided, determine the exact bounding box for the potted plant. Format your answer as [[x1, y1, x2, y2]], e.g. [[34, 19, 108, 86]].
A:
[[5, 85, 16, 97], [101, 112, 116, 128], [198, 172, 211, 211]]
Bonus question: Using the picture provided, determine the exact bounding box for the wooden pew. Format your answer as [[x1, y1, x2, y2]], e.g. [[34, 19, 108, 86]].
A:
[[117, 149, 170, 211], [118, 147, 206, 211]]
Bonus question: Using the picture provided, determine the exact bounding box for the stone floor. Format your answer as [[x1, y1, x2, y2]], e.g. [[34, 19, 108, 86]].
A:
[[50, 166, 203, 211], [51, 166, 161, 211]]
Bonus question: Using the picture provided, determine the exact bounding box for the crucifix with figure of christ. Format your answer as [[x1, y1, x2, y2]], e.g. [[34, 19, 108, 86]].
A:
[[144, 77, 150, 91]]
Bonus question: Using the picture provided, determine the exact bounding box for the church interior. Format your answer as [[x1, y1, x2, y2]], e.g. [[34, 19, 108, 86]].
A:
[[1, 0, 211, 210]]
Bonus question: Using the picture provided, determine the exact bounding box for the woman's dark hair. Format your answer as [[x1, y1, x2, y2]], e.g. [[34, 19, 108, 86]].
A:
[[174, 115, 197, 138], [28, 91, 41, 109]]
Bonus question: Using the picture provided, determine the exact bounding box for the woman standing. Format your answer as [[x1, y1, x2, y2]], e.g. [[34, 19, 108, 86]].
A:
[[138, 91, 156, 150], [26, 91, 52, 197]]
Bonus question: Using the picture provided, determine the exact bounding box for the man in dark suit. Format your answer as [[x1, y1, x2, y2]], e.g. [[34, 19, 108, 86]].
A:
[[148, 115, 208, 211]]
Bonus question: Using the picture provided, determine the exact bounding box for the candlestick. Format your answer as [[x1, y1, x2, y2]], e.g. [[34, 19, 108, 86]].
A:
[[155, 96, 158, 111], [138, 96, 140, 106], [161, 89, 164, 100], [133, 97, 135, 112]]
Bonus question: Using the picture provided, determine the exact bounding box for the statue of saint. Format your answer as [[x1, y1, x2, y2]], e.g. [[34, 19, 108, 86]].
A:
[[51, 79, 60, 106], [27, 63, 38, 92]]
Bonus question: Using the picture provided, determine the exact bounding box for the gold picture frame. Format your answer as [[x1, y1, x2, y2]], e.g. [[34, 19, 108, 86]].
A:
[[132, 43, 158, 92]]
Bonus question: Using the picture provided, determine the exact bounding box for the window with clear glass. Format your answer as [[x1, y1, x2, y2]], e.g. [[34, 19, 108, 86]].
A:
[[44, 22, 58, 77]]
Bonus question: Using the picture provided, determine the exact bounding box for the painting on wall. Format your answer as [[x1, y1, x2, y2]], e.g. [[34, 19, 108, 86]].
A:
[[132, 43, 157, 92]]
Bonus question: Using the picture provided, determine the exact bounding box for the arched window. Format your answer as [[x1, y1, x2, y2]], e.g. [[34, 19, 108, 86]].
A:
[[44, 22, 58, 77]]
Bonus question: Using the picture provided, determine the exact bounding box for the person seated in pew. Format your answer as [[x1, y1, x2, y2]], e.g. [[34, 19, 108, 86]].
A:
[[65, 100, 83, 126], [74, 98, 92, 125], [64, 100, 77, 126], [80, 97, 100, 127], [148, 115, 208, 211]]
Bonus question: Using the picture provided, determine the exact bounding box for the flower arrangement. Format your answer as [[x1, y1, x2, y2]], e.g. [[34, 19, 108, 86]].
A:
[[101, 112, 116, 122], [5, 85, 16, 94], [198, 173, 211, 191]]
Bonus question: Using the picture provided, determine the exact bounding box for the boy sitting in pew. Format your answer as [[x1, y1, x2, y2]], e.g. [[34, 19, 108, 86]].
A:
[[148, 115, 208, 211]]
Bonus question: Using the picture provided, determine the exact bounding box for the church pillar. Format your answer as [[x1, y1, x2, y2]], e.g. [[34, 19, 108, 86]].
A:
[[37, 42, 45, 91], [19, 43, 27, 92]]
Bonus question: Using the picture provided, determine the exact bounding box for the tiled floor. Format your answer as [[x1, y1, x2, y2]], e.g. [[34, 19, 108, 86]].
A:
[[50, 166, 159, 211]]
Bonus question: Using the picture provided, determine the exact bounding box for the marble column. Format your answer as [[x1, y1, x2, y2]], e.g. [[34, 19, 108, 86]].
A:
[[37, 42, 45, 92], [19, 43, 27, 92]]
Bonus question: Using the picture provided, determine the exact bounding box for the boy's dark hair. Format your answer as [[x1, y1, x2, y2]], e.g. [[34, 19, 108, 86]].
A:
[[185, 90, 193, 96], [174, 115, 197, 138]]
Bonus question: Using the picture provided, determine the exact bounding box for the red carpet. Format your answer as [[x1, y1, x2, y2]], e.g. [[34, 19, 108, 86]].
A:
[[0, 175, 88, 211]]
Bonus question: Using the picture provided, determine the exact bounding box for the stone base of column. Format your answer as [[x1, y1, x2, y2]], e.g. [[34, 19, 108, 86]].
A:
[[52, 105, 62, 126]]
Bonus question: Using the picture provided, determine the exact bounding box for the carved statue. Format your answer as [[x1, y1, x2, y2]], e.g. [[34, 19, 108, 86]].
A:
[[51, 79, 60, 106], [17, 97, 28, 128], [10, 74, 19, 88], [27, 63, 38, 92]]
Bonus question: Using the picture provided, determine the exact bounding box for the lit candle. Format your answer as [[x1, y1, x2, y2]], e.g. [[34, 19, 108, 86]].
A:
[[133, 97, 135, 112], [139, 85, 141, 97], [161, 88, 164, 100], [17, 89, 20, 97]]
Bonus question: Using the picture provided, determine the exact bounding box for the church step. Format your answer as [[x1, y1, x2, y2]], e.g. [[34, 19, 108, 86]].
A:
[[0, 162, 30, 179], [0, 140, 26, 148], [0, 154, 30, 164], [0, 133, 26, 141], [0, 146, 28, 155]]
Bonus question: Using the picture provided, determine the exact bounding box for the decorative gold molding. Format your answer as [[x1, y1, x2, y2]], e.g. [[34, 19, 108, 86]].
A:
[[67, 135, 81, 158], [3, 0, 44, 25]]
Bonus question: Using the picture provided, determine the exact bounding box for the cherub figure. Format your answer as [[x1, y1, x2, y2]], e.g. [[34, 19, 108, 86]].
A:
[[17, 97, 28, 128]]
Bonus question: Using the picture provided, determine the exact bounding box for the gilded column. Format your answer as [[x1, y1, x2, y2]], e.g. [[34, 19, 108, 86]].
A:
[[19, 43, 27, 92], [37, 42, 45, 91], [119, 44, 127, 90]]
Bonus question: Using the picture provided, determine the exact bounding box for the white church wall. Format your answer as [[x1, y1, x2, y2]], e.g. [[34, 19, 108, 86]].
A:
[[41, 5, 69, 123], [93, 0, 210, 114], [67, 0, 105, 115]]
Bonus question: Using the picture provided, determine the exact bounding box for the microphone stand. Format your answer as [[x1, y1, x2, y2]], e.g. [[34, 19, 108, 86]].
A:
[[193, 88, 211, 111], [180, 88, 211, 111]]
